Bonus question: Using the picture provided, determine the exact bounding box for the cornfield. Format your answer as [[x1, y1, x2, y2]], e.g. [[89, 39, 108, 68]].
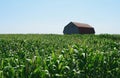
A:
[[0, 34, 120, 78]]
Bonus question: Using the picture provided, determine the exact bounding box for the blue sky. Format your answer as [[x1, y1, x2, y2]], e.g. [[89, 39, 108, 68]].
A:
[[0, 0, 120, 34]]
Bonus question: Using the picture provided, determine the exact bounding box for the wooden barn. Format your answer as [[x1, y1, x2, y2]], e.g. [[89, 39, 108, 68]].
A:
[[63, 22, 95, 34]]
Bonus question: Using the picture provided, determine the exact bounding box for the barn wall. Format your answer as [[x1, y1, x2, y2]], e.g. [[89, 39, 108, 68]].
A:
[[63, 23, 79, 34], [79, 27, 95, 34]]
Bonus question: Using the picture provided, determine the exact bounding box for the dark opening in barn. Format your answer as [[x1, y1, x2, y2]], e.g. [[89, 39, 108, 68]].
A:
[[63, 22, 95, 34]]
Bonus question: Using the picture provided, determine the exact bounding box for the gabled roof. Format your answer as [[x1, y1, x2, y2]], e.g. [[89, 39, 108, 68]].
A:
[[71, 22, 93, 28]]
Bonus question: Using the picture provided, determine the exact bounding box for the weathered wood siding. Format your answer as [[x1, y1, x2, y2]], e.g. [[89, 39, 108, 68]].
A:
[[79, 27, 95, 34], [63, 22, 79, 34]]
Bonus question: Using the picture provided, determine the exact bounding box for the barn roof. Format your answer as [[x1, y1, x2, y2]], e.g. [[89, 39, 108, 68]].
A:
[[71, 22, 93, 28]]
